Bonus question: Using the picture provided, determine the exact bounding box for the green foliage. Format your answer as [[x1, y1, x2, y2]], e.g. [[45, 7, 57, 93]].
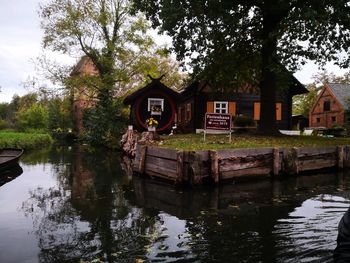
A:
[[16, 104, 49, 132], [293, 85, 319, 117], [0, 131, 53, 150], [0, 119, 11, 130], [82, 98, 128, 148], [47, 97, 72, 131], [133, 0, 350, 134], [39, 0, 186, 147]]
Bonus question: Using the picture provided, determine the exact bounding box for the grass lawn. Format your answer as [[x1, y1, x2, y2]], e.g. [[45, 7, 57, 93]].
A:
[[159, 133, 350, 150], [0, 131, 53, 150]]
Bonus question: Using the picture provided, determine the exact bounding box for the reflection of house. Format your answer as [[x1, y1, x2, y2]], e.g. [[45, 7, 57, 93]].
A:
[[177, 78, 307, 133], [309, 83, 350, 128], [70, 56, 99, 134], [123, 76, 180, 132]]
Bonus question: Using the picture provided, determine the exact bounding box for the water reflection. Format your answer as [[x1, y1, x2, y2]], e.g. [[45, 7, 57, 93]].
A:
[[0, 164, 23, 186], [0, 146, 349, 262]]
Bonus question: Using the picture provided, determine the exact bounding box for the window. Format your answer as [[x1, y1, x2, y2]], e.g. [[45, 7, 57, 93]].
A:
[[324, 101, 330, 111], [148, 98, 164, 115], [316, 117, 320, 123], [214, 101, 228, 114], [332, 116, 336, 122]]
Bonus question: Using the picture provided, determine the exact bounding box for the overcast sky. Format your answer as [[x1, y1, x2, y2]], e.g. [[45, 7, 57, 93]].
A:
[[0, 0, 348, 103]]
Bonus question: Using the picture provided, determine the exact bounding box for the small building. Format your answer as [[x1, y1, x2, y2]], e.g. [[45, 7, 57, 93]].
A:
[[177, 77, 308, 133], [123, 76, 180, 133], [309, 83, 350, 128], [70, 56, 99, 134]]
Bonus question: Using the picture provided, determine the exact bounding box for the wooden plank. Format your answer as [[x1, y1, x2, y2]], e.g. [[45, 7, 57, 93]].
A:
[[146, 146, 178, 160], [297, 146, 337, 156], [145, 163, 178, 179], [145, 155, 177, 171], [217, 148, 274, 159], [210, 150, 219, 183], [298, 159, 337, 171], [176, 151, 184, 184], [221, 167, 271, 179], [220, 155, 273, 172]]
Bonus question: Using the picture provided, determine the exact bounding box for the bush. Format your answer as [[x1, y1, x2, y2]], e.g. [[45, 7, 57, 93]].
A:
[[0, 131, 53, 149], [233, 115, 256, 127], [16, 104, 48, 131], [325, 126, 347, 137], [0, 119, 11, 130]]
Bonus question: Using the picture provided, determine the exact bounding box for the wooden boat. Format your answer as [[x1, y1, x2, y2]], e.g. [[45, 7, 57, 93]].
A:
[[0, 148, 24, 172]]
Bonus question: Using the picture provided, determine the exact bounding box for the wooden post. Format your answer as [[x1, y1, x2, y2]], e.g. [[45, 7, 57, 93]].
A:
[[283, 147, 299, 175], [273, 148, 280, 176], [176, 150, 184, 184], [138, 145, 147, 174], [338, 146, 344, 169], [344, 145, 350, 168], [210, 150, 219, 183]]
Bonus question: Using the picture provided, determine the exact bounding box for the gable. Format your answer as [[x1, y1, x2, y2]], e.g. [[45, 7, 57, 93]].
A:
[[310, 85, 344, 115]]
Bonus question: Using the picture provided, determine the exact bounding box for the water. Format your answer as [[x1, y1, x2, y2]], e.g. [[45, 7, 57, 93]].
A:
[[0, 145, 349, 263]]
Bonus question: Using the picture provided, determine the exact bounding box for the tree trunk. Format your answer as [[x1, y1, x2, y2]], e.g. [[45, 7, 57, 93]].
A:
[[257, 11, 281, 136]]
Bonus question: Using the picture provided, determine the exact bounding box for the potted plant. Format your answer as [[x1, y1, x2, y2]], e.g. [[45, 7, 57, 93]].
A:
[[145, 117, 158, 131]]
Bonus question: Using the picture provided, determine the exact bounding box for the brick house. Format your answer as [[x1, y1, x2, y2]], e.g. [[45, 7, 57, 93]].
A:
[[70, 56, 99, 134], [309, 83, 350, 128]]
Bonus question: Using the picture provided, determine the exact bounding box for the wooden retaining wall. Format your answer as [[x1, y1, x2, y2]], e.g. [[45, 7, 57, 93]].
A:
[[133, 144, 350, 185]]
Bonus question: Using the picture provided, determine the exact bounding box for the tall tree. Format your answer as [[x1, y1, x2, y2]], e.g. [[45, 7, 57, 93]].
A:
[[39, 0, 150, 142], [39, 0, 186, 143], [133, 0, 350, 135]]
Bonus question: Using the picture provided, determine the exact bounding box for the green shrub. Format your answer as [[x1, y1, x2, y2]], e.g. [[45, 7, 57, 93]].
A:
[[0, 119, 10, 130], [233, 115, 256, 127], [0, 131, 53, 150]]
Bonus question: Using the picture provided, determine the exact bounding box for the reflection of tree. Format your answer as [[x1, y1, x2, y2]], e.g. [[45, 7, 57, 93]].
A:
[[22, 146, 159, 262]]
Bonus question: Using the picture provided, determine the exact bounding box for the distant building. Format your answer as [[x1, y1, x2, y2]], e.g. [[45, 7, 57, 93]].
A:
[[309, 83, 350, 128], [70, 56, 99, 135]]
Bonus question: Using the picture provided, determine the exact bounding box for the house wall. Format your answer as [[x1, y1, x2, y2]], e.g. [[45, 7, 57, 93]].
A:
[[309, 86, 345, 128], [131, 90, 177, 133], [177, 86, 293, 132]]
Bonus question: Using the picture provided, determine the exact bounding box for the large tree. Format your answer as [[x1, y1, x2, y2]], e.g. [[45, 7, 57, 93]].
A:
[[39, 0, 186, 143], [133, 0, 350, 135]]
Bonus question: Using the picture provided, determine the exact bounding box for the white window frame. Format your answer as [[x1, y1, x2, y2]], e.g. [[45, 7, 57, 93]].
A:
[[148, 98, 164, 114], [214, 101, 228, 114]]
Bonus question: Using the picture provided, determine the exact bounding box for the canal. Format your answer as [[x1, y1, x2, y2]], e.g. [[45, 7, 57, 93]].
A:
[[0, 145, 349, 262]]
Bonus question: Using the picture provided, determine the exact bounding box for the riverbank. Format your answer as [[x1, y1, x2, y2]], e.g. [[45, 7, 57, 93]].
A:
[[0, 131, 53, 150], [133, 144, 350, 185]]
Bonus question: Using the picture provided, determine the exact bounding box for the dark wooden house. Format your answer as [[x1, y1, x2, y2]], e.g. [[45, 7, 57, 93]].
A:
[[177, 77, 307, 132], [123, 77, 180, 133], [309, 83, 350, 128]]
